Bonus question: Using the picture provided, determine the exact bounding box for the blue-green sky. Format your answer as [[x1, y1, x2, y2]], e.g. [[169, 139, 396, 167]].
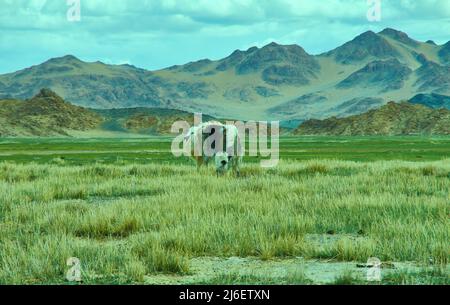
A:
[[0, 0, 449, 74]]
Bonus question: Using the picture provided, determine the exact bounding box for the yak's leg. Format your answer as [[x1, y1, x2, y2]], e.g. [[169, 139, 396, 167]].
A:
[[234, 167, 240, 177], [204, 156, 212, 167], [232, 158, 241, 177], [195, 156, 204, 171]]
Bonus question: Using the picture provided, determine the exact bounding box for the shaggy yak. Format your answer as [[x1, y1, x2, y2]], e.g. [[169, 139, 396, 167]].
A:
[[183, 121, 242, 176]]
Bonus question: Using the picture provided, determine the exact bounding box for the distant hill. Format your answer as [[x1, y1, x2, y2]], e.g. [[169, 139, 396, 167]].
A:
[[0, 55, 164, 109], [0, 89, 102, 136], [0, 89, 225, 137], [409, 93, 450, 109], [295, 101, 450, 136], [1, 28, 449, 121], [94, 108, 217, 135]]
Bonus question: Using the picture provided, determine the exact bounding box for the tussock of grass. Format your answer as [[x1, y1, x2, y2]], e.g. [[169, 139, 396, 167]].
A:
[[74, 216, 142, 238], [333, 270, 363, 285], [382, 267, 450, 285], [303, 163, 329, 174], [130, 234, 190, 274], [196, 269, 312, 285], [0, 164, 49, 182]]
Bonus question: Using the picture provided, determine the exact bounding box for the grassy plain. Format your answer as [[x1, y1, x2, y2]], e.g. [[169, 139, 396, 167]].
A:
[[0, 136, 449, 164], [0, 136, 448, 284]]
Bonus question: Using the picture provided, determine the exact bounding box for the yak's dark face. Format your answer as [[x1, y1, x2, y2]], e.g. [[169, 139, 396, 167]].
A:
[[215, 151, 229, 174]]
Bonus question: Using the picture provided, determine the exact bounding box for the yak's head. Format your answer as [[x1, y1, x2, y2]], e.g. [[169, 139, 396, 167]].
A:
[[215, 151, 229, 175]]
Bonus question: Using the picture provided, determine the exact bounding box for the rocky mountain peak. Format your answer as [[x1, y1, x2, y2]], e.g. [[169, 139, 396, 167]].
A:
[[33, 88, 64, 101], [44, 55, 82, 65], [379, 28, 419, 46], [328, 30, 399, 64]]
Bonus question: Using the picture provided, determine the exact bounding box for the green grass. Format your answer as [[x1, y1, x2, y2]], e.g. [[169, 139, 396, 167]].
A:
[[195, 269, 313, 285], [382, 267, 450, 285], [0, 158, 448, 283], [333, 270, 364, 285], [0, 136, 449, 164]]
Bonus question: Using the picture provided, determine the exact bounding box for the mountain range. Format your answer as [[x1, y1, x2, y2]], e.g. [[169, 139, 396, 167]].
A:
[[0, 89, 448, 137], [0, 28, 449, 123]]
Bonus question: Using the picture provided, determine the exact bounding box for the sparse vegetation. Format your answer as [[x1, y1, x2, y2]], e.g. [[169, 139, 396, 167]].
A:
[[382, 267, 449, 285], [0, 149, 448, 284], [333, 270, 363, 285]]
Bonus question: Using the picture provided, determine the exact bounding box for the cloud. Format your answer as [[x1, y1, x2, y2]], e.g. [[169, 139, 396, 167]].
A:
[[0, 0, 449, 73]]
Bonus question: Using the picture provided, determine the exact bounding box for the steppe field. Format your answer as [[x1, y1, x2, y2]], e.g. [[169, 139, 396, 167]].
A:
[[0, 136, 449, 284]]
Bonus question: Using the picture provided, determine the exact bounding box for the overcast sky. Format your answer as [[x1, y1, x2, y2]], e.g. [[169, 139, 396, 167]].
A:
[[0, 0, 449, 74]]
